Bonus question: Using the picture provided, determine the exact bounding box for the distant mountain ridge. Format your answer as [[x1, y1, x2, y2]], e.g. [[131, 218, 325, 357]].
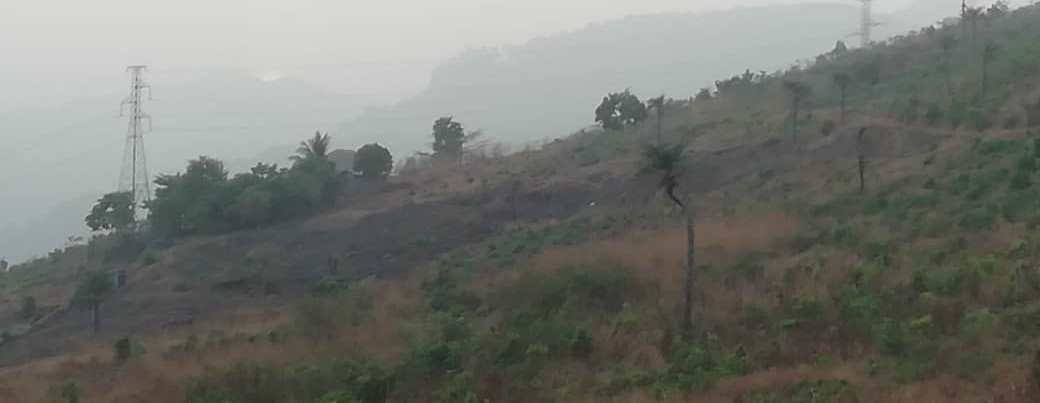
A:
[[0, 70, 362, 262], [334, 2, 955, 156]]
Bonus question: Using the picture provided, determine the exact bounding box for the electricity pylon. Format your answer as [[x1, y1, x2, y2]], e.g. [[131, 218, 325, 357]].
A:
[[118, 65, 152, 221]]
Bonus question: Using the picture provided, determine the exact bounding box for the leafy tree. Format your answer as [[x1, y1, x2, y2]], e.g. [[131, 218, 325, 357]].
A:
[[85, 191, 134, 232], [595, 94, 623, 130], [231, 187, 274, 229], [595, 90, 647, 130], [292, 131, 332, 164], [640, 143, 697, 339], [73, 271, 114, 336], [783, 80, 812, 139], [618, 91, 648, 126], [148, 156, 230, 236], [648, 95, 666, 144], [981, 41, 999, 96], [832, 72, 852, 123], [354, 143, 393, 180], [432, 117, 466, 159]]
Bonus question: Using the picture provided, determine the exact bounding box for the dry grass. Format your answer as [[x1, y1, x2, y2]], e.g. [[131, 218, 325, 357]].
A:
[[0, 273, 426, 403]]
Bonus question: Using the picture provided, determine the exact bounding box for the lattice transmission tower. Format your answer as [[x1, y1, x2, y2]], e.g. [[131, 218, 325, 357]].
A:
[[118, 65, 152, 221], [858, 0, 873, 47], [844, 0, 883, 48]]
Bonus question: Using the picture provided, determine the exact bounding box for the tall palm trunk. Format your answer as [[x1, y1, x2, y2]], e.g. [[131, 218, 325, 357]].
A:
[[858, 128, 867, 193], [981, 58, 989, 97], [791, 98, 800, 140], [657, 109, 664, 145], [681, 208, 696, 339], [839, 87, 847, 123], [91, 303, 101, 336], [943, 54, 953, 97]]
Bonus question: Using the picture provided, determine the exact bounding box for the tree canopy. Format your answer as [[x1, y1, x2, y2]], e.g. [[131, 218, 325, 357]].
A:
[[432, 117, 466, 159], [595, 90, 647, 130], [354, 143, 393, 180], [292, 131, 332, 164], [85, 191, 134, 232], [146, 135, 340, 236]]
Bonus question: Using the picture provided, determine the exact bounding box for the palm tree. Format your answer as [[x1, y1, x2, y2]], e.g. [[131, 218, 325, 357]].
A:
[[857, 127, 868, 193], [648, 95, 666, 145], [292, 131, 332, 163], [981, 42, 999, 96], [832, 73, 852, 123], [783, 80, 812, 140], [641, 143, 696, 339]]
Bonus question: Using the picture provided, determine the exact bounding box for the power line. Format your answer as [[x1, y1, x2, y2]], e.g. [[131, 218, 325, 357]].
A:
[[118, 66, 153, 221]]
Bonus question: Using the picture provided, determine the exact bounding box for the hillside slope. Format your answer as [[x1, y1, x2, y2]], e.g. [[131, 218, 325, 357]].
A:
[[3, 2, 1040, 403]]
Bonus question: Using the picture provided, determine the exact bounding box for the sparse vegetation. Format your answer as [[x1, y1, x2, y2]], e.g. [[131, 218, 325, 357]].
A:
[[9, 3, 1040, 403]]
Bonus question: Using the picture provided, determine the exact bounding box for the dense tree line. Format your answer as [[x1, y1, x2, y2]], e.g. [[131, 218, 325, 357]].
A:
[[86, 132, 396, 238]]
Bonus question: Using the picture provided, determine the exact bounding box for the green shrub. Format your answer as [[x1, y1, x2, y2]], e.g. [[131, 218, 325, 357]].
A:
[[959, 207, 996, 230], [18, 296, 37, 321], [1010, 170, 1033, 190], [433, 372, 482, 403], [183, 359, 391, 403], [317, 391, 360, 403], [657, 343, 750, 392], [976, 139, 1019, 156], [924, 269, 964, 296], [47, 382, 82, 403], [113, 337, 132, 364], [820, 120, 836, 136], [745, 379, 857, 403], [569, 328, 594, 358], [1002, 188, 1040, 221], [407, 340, 466, 376], [498, 264, 638, 317], [424, 270, 482, 315], [730, 254, 766, 283], [924, 103, 944, 125]]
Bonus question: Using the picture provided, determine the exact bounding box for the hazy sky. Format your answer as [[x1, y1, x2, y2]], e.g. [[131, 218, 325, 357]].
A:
[[0, 0, 931, 109]]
